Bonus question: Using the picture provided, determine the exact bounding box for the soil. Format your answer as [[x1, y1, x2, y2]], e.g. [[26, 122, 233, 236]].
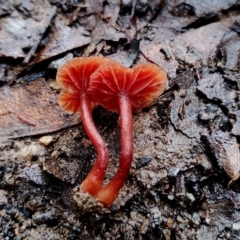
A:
[[0, 0, 240, 239]]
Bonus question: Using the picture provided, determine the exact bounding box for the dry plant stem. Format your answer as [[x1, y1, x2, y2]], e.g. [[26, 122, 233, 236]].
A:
[[97, 94, 133, 206], [79, 94, 109, 197]]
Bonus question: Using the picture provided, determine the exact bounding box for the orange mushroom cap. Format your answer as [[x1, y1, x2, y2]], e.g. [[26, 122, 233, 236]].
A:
[[88, 61, 167, 112], [56, 56, 111, 113]]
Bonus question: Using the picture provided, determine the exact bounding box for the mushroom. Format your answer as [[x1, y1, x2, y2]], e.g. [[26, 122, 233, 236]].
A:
[[89, 61, 167, 206], [56, 56, 110, 197]]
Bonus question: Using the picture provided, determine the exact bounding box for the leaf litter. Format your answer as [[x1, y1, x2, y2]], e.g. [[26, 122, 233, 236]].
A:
[[0, 0, 240, 239]]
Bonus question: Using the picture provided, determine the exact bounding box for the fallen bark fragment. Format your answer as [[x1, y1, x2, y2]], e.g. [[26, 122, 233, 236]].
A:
[[0, 78, 79, 142]]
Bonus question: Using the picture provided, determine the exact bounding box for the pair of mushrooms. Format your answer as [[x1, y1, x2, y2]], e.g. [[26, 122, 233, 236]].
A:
[[56, 56, 167, 207]]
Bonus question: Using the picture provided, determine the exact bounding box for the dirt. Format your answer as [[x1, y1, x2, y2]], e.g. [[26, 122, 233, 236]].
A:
[[0, 0, 240, 239]]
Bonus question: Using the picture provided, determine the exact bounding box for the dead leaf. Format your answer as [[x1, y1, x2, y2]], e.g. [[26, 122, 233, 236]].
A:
[[33, 21, 91, 64], [218, 33, 240, 70], [170, 16, 240, 66], [211, 130, 240, 184], [182, 0, 238, 17], [232, 111, 240, 136], [0, 190, 8, 206], [66, 6, 81, 26], [92, 20, 126, 44], [0, 78, 79, 142], [104, 0, 121, 27], [23, 6, 57, 64], [43, 156, 81, 184], [140, 28, 179, 79], [170, 87, 204, 140], [0, 0, 52, 58], [82, 42, 96, 57], [18, 164, 49, 185], [0, 1, 12, 17], [83, 0, 103, 15], [197, 73, 237, 111]]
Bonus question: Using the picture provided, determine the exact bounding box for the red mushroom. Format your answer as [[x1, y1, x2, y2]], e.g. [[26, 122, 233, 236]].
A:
[[89, 61, 167, 206], [56, 56, 111, 197]]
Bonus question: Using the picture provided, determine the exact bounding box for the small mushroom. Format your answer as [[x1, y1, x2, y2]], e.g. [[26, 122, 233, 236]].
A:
[[89, 61, 167, 206], [56, 56, 110, 197]]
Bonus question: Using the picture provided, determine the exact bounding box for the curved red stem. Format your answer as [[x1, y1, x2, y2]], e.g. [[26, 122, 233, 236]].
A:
[[97, 94, 133, 206], [79, 94, 109, 197]]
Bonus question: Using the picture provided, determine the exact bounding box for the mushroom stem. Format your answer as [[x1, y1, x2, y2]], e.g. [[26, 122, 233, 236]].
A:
[[79, 94, 109, 197], [97, 94, 133, 206]]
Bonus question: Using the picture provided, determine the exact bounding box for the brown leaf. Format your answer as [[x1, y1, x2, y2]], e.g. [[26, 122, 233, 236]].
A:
[[0, 78, 80, 142]]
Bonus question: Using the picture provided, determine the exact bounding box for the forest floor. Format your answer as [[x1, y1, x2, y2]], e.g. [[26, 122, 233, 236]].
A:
[[0, 0, 240, 239]]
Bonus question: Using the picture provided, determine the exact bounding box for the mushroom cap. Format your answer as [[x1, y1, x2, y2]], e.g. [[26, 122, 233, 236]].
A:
[[88, 61, 167, 112], [56, 56, 110, 113]]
